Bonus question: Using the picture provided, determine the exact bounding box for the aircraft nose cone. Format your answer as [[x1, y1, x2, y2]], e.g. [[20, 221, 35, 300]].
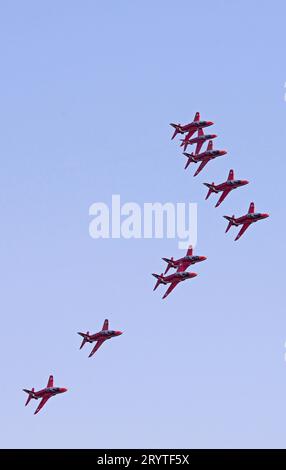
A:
[[62, 388, 68, 393], [201, 256, 207, 261], [117, 331, 123, 335], [222, 150, 228, 155], [263, 213, 269, 218], [208, 121, 214, 126], [243, 180, 249, 185]]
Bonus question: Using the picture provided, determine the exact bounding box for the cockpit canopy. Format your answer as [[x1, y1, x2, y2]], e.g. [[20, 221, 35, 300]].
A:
[[179, 272, 189, 277], [47, 387, 60, 393]]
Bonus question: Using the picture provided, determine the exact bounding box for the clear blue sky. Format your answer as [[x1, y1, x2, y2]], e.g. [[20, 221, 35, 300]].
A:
[[0, 0, 285, 449]]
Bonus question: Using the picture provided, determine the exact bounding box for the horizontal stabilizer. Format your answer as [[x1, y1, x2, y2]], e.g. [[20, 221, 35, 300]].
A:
[[162, 257, 174, 274], [170, 123, 182, 140], [152, 273, 166, 290], [183, 152, 195, 170], [223, 215, 236, 233], [180, 138, 189, 147], [203, 182, 217, 199], [23, 387, 35, 406], [78, 331, 90, 349]]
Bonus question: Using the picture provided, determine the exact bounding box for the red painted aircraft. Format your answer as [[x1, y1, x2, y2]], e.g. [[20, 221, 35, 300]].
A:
[[170, 112, 213, 140], [224, 202, 269, 241], [152, 271, 197, 299], [183, 140, 227, 176], [162, 246, 207, 275], [204, 169, 249, 207], [23, 375, 67, 415], [180, 128, 217, 152], [78, 319, 123, 358]]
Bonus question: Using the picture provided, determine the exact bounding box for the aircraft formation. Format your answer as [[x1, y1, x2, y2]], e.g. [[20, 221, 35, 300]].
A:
[[153, 111, 269, 299], [23, 111, 270, 414], [23, 319, 122, 414], [152, 246, 206, 299]]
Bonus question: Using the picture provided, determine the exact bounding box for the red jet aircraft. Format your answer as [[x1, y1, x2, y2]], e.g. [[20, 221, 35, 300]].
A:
[[180, 128, 217, 152], [183, 140, 227, 176], [170, 112, 213, 140], [204, 169, 249, 207], [152, 271, 197, 299], [23, 375, 67, 415], [162, 246, 207, 275], [78, 319, 123, 358], [224, 202, 269, 241]]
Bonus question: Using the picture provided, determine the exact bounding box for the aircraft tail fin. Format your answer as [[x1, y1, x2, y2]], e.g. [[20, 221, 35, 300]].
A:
[[152, 273, 165, 290], [23, 387, 35, 406], [203, 182, 216, 200], [223, 215, 236, 233], [78, 331, 90, 349], [162, 257, 174, 274], [248, 202, 255, 214]]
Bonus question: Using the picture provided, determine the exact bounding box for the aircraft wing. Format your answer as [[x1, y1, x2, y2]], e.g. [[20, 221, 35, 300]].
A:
[[195, 140, 204, 155], [176, 262, 189, 273], [215, 189, 231, 207], [88, 339, 105, 358], [34, 396, 51, 415], [47, 375, 53, 388], [102, 319, 109, 331], [235, 223, 251, 241], [194, 158, 210, 177], [184, 128, 197, 141], [162, 280, 179, 299]]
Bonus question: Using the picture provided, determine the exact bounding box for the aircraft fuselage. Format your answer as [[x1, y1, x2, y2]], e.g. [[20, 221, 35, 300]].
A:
[[173, 255, 206, 267], [172, 120, 213, 133], [89, 330, 122, 342], [234, 212, 269, 226], [162, 271, 197, 283], [215, 179, 248, 192], [31, 387, 67, 399], [189, 134, 216, 144], [194, 149, 227, 162]]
